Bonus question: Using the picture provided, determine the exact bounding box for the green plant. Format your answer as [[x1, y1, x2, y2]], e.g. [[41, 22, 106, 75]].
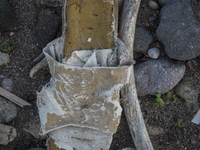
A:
[[174, 118, 182, 127], [143, 101, 148, 106], [152, 91, 173, 107], [3, 41, 11, 52], [163, 91, 172, 104], [173, 97, 179, 106], [152, 93, 165, 107]]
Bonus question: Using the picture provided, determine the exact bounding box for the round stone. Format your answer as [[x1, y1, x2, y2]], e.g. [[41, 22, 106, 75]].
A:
[[148, 1, 159, 10], [1, 78, 13, 92], [0, 97, 17, 123], [0, 52, 10, 66], [148, 47, 160, 59]]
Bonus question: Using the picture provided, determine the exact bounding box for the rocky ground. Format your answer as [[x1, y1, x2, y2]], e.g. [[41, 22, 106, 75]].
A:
[[0, 0, 200, 149]]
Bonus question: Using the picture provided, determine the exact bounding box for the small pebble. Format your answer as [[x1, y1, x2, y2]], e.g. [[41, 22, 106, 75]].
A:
[[87, 38, 92, 43], [148, 1, 159, 10], [10, 32, 15, 36], [148, 47, 160, 59], [0, 52, 10, 66], [0, 75, 5, 79]]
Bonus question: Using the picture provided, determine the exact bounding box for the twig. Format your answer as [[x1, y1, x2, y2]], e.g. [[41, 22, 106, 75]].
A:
[[0, 87, 31, 108], [119, 0, 154, 149], [33, 53, 45, 63], [30, 58, 48, 78]]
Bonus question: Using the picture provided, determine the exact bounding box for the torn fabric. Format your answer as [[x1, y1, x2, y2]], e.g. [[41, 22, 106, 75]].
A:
[[37, 38, 132, 135]]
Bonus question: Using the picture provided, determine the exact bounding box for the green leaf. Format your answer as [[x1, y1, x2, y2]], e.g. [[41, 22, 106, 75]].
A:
[[174, 119, 182, 127], [3, 41, 11, 52], [153, 103, 159, 107], [166, 91, 172, 99], [155, 93, 161, 98], [156, 97, 165, 105], [173, 97, 179, 101]]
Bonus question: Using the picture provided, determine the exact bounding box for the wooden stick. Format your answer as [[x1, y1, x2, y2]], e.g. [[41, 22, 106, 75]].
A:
[[119, 0, 154, 149], [30, 58, 48, 78], [33, 52, 45, 63], [0, 87, 31, 107], [0, 123, 17, 145]]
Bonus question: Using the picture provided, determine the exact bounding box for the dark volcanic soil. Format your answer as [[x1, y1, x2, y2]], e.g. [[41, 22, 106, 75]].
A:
[[0, 0, 200, 150]]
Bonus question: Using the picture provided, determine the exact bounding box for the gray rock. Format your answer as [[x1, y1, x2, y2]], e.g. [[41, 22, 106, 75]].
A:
[[134, 27, 153, 52], [134, 57, 185, 96], [56, 0, 63, 3], [122, 148, 135, 150], [148, 47, 160, 59], [0, 52, 10, 66], [0, 97, 17, 123], [27, 148, 46, 150], [156, 0, 200, 60], [175, 76, 199, 113], [0, 0, 16, 32], [1, 78, 13, 92], [148, 1, 159, 10], [147, 126, 164, 135], [0, 75, 5, 79], [118, 0, 124, 10], [158, 0, 172, 6], [35, 9, 61, 49]]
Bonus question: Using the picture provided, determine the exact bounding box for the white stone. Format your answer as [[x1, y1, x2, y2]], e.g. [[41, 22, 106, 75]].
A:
[[148, 1, 159, 10], [0, 52, 10, 66], [148, 47, 160, 59], [9, 32, 14, 36], [87, 38, 92, 43], [147, 126, 164, 135]]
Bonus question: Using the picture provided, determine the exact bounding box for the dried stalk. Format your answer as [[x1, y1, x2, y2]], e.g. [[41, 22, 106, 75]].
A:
[[30, 58, 48, 78], [119, 0, 154, 149]]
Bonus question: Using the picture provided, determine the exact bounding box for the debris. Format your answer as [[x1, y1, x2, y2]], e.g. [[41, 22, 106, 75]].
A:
[[0, 52, 10, 66], [0, 87, 31, 107], [147, 126, 164, 135], [33, 53, 45, 63], [24, 115, 41, 138], [192, 109, 200, 125], [30, 58, 48, 78], [119, 0, 154, 149], [0, 123, 17, 145]]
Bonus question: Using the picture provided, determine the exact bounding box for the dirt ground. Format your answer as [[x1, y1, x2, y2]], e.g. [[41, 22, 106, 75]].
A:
[[0, 0, 200, 150]]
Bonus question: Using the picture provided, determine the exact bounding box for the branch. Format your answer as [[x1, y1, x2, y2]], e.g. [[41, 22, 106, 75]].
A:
[[119, 0, 154, 149]]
